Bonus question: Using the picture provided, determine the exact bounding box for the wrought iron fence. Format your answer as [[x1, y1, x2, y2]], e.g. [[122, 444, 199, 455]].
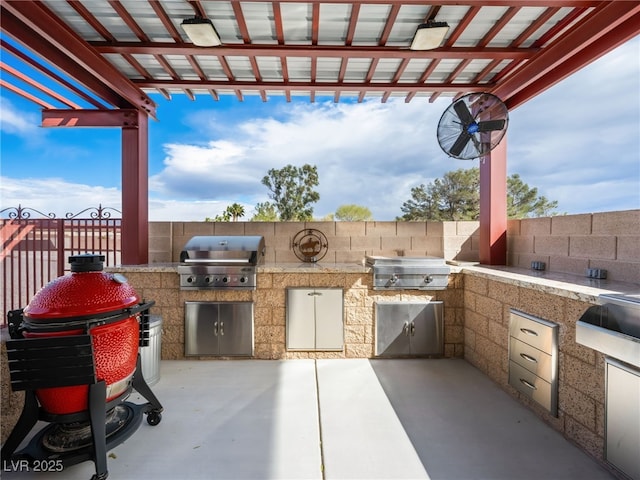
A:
[[1, 205, 121, 323]]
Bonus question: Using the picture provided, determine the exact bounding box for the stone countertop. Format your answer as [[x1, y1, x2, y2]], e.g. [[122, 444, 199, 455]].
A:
[[460, 264, 640, 303], [106, 262, 370, 274], [259, 262, 369, 273], [105, 262, 638, 303]]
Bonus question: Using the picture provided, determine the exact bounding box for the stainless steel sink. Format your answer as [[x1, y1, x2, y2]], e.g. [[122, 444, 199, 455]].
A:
[[576, 294, 640, 369]]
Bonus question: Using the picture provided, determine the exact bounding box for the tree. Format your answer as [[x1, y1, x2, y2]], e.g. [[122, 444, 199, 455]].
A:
[[507, 174, 558, 218], [205, 203, 245, 222], [250, 202, 279, 221], [335, 204, 373, 221], [261, 164, 320, 221], [226, 203, 245, 222], [398, 167, 558, 221]]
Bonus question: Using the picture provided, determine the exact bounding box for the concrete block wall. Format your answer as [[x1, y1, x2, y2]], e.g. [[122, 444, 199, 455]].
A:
[[507, 210, 640, 283], [148, 221, 480, 264], [463, 273, 607, 463]]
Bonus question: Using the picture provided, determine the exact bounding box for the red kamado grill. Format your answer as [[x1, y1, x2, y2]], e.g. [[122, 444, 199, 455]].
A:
[[1, 254, 163, 480]]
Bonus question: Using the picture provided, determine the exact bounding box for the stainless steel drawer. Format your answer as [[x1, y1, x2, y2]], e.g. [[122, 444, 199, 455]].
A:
[[509, 337, 555, 383], [509, 361, 556, 413], [509, 310, 557, 354]]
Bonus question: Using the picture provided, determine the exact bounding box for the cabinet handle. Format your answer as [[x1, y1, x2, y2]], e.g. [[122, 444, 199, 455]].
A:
[[410, 321, 415, 336], [220, 321, 224, 336], [520, 352, 538, 363], [214, 321, 218, 336], [520, 328, 538, 337], [403, 322, 409, 336], [307, 292, 322, 296], [519, 378, 537, 390]]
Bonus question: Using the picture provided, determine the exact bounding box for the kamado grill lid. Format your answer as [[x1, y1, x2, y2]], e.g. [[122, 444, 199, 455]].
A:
[[23, 254, 140, 325]]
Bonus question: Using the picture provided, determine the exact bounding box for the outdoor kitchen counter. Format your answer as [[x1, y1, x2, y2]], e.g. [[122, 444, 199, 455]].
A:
[[259, 262, 370, 273], [105, 262, 371, 274], [459, 264, 639, 302]]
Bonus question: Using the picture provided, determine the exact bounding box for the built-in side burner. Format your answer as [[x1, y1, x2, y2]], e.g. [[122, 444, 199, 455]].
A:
[[365, 256, 450, 290]]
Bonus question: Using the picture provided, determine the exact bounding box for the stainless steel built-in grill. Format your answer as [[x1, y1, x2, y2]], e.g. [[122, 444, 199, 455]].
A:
[[365, 256, 450, 290], [178, 236, 265, 290]]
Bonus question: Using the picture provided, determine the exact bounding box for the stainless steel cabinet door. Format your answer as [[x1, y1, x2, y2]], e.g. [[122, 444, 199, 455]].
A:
[[376, 303, 412, 356], [606, 359, 640, 480], [218, 303, 254, 356], [314, 289, 344, 350], [375, 302, 443, 356], [287, 288, 344, 351], [185, 302, 219, 355], [185, 301, 253, 356], [411, 301, 444, 355], [287, 289, 316, 350]]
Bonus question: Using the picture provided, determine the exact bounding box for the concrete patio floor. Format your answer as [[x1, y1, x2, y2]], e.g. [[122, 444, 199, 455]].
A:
[[3, 358, 615, 480]]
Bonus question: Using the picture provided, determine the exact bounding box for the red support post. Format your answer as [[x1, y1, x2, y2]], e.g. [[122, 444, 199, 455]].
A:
[[121, 111, 149, 265], [479, 135, 507, 265]]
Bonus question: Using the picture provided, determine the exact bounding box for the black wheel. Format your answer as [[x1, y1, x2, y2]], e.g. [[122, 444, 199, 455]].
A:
[[146, 411, 162, 426]]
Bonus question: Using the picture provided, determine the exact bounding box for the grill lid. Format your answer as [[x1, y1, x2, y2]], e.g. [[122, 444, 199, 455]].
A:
[[179, 236, 265, 265]]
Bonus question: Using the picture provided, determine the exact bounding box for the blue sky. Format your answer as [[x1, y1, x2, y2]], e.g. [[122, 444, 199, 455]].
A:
[[1, 37, 639, 221]]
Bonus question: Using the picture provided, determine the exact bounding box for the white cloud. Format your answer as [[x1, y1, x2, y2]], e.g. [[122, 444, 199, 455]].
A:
[[150, 98, 454, 219], [506, 37, 640, 214], [0, 97, 42, 137]]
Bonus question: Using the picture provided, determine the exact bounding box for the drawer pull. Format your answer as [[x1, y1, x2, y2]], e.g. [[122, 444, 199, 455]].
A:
[[520, 328, 539, 337], [519, 378, 537, 390], [520, 352, 538, 364]]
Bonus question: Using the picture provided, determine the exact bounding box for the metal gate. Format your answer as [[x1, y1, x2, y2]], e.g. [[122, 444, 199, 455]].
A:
[[1, 205, 121, 322]]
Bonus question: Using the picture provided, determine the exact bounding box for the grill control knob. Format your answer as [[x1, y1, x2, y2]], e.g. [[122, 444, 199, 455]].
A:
[[424, 275, 433, 284], [187, 276, 195, 283], [205, 276, 212, 284], [390, 274, 399, 284], [240, 277, 247, 283], [222, 277, 229, 283]]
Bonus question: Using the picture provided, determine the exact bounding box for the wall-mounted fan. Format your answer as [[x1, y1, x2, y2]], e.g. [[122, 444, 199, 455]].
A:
[[437, 93, 509, 160]]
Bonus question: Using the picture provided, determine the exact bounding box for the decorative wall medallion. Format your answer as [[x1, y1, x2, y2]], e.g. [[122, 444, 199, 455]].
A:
[[292, 229, 328, 262]]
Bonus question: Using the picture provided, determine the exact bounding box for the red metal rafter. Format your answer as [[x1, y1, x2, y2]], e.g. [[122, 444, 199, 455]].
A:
[[188, 0, 206, 19], [135, 79, 487, 94], [391, 58, 410, 83], [0, 61, 81, 109], [1, 8, 125, 109], [511, 6, 560, 47], [345, 4, 360, 46], [232, 2, 251, 43], [492, 1, 640, 108], [312, 3, 320, 45], [0, 79, 54, 109], [531, 6, 589, 48], [0, 39, 108, 109], [273, 2, 285, 45], [379, 4, 401, 46], [1, 1, 156, 117], [224, 0, 598, 6], [92, 43, 536, 60], [109, 1, 180, 82], [69, 0, 162, 96], [481, 6, 520, 47], [148, 0, 183, 42], [504, 7, 640, 109], [434, 5, 519, 102]]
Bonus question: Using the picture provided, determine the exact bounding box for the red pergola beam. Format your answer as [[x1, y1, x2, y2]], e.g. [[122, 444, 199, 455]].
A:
[[135, 80, 490, 93], [1, 0, 157, 118], [38, 109, 150, 265], [91, 42, 536, 60], [493, 1, 640, 108]]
